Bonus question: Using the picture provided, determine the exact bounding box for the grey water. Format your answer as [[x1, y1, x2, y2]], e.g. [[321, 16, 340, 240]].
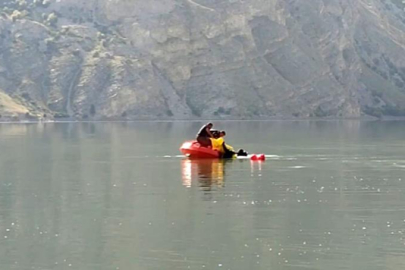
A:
[[0, 121, 405, 270]]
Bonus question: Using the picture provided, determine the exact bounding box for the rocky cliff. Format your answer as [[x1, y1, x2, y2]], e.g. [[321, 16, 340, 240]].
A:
[[1, 0, 405, 120]]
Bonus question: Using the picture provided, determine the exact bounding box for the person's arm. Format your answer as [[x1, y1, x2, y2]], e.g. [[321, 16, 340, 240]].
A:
[[223, 142, 235, 154]]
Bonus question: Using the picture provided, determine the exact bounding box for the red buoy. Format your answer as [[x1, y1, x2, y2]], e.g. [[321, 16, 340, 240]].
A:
[[258, 154, 266, 161], [250, 154, 258, 161]]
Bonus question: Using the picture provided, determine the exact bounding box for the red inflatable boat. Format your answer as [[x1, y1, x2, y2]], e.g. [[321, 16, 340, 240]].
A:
[[180, 141, 220, 159]]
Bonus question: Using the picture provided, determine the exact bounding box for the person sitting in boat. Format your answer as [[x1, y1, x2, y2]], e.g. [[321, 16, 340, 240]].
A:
[[196, 122, 214, 147]]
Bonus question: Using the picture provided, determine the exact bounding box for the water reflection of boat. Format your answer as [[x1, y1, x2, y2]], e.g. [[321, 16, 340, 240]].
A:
[[181, 159, 232, 189]]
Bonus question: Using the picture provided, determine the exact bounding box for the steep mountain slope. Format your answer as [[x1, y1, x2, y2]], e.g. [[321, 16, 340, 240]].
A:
[[1, 0, 405, 120]]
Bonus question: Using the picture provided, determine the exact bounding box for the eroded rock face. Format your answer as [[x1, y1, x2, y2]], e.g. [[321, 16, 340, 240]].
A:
[[1, 0, 405, 120]]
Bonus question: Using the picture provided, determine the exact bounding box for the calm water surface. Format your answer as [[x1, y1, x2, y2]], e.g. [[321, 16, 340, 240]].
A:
[[0, 121, 405, 270]]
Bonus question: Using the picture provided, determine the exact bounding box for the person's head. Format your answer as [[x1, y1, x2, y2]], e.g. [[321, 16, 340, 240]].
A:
[[237, 149, 248, 156], [212, 130, 220, 138], [220, 131, 226, 137], [207, 123, 213, 129]]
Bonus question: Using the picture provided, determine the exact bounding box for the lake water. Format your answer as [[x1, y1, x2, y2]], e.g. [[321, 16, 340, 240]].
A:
[[0, 121, 405, 270]]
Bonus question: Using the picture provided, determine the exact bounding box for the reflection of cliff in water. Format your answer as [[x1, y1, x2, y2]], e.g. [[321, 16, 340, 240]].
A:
[[181, 159, 233, 190]]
